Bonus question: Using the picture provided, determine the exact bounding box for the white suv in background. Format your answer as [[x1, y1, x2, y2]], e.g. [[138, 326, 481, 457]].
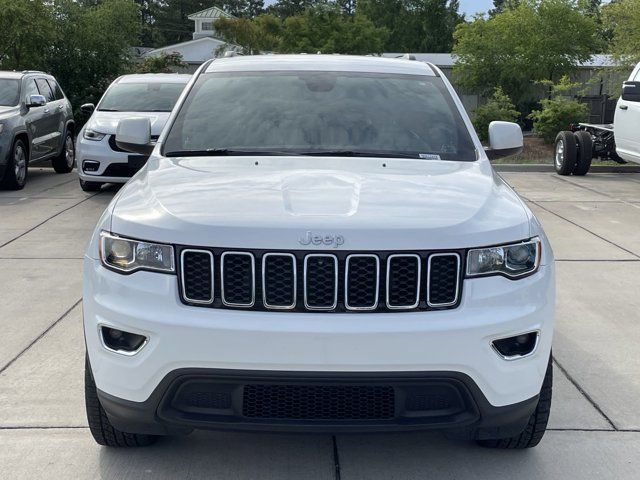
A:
[[84, 56, 555, 449], [76, 73, 190, 191]]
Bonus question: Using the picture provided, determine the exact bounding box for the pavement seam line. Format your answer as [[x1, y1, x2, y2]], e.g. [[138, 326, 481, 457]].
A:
[[331, 435, 342, 480], [549, 174, 640, 210], [525, 198, 640, 259], [0, 192, 101, 250], [553, 357, 618, 431], [0, 298, 82, 375]]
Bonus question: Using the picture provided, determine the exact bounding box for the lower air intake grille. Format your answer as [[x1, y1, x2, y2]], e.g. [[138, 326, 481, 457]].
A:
[[242, 384, 396, 420]]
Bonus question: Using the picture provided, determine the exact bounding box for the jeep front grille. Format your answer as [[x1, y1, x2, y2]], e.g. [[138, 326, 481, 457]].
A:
[[178, 248, 463, 313]]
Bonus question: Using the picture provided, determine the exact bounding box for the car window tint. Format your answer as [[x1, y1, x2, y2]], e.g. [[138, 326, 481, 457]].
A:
[[164, 71, 477, 161], [0, 79, 20, 106], [98, 82, 186, 112], [47, 79, 64, 100], [35, 78, 54, 102], [23, 79, 39, 101]]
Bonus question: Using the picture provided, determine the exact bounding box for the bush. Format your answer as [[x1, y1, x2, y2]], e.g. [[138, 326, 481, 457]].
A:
[[472, 87, 519, 142], [529, 76, 589, 143]]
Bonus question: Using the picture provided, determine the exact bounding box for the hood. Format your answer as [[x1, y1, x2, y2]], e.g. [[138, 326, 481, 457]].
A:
[[86, 111, 171, 136], [0, 105, 19, 119], [110, 156, 531, 250]]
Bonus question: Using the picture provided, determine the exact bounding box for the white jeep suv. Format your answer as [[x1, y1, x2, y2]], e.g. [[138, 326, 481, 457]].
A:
[[76, 73, 190, 191], [83, 55, 555, 449]]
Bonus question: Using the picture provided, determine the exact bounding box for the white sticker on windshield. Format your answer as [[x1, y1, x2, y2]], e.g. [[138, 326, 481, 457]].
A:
[[419, 153, 441, 160]]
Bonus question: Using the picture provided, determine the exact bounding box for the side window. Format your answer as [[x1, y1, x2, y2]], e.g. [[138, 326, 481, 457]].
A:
[[35, 78, 54, 102], [634, 69, 640, 82], [47, 79, 64, 100], [23, 79, 40, 101]]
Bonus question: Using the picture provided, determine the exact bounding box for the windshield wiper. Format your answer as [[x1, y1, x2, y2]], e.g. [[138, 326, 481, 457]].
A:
[[296, 150, 420, 159], [97, 108, 120, 112], [165, 148, 300, 157]]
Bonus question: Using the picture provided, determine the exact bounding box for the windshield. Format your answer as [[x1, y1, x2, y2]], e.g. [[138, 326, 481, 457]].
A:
[[0, 79, 20, 107], [98, 82, 186, 112], [163, 71, 476, 161]]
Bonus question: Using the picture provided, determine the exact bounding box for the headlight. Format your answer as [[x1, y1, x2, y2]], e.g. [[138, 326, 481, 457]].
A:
[[84, 129, 106, 141], [466, 238, 541, 279], [100, 231, 175, 274]]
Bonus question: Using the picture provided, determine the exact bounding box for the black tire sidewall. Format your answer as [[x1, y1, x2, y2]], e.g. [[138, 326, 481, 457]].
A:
[[554, 131, 577, 176], [574, 131, 593, 176], [1, 138, 28, 189]]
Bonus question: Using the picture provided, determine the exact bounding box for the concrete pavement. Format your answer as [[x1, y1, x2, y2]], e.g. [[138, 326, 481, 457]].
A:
[[0, 167, 638, 479]]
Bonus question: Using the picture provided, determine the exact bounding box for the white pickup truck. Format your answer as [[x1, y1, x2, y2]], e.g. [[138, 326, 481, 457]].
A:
[[554, 62, 640, 175]]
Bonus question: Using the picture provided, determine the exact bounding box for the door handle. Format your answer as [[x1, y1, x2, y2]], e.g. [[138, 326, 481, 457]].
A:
[[620, 105, 628, 110], [44, 108, 50, 113]]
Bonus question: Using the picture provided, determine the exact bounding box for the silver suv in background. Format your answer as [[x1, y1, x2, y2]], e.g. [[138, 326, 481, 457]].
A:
[[76, 73, 190, 191], [0, 70, 75, 190]]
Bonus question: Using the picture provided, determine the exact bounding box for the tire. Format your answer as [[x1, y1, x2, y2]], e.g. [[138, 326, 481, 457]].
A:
[[79, 178, 103, 192], [85, 355, 158, 447], [554, 131, 577, 176], [52, 131, 75, 173], [477, 357, 552, 449], [574, 130, 593, 176], [0, 138, 28, 190]]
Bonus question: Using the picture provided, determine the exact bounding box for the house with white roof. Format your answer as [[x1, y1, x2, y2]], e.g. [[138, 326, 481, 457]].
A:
[[143, 6, 236, 71]]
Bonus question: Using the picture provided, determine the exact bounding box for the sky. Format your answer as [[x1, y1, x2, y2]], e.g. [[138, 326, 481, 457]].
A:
[[459, 0, 494, 17]]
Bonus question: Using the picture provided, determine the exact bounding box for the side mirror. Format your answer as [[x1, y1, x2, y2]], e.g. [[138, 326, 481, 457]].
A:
[[621, 81, 640, 102], [26, 94, 46, 108], [486, 121, 523, 160], [115, 117, 153, 155], [81, 103, 95, 115]]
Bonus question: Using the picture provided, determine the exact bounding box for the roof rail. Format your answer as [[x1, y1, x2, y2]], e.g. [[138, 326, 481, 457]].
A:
[[399, 54, 416, 61], [21, 70, 44, 74], [424, 61, 441, 77], [223, 50, 244, 58]]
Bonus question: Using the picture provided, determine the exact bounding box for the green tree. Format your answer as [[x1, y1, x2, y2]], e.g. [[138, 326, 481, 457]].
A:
[[357, 0, 463, 52], [135, 52, 188, 73], [45, 0, 140, 112], [473, 87, 519, 142], [278, 5, 388, 54], [267, 0, 315, 19], [529, 76, 589, 143], [0, 0, 54, 70], [215, 14, 282, 53], [453, 0, 600, 110], [603, 0, 640, 68]]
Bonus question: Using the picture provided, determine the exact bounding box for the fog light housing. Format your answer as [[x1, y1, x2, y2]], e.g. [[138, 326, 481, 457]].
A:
[[100, 326, 147, 355], [83, 160, 100, 173], [492, 332, 539, 360]]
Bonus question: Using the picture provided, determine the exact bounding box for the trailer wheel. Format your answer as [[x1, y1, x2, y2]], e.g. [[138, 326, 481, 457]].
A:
[[554, 131, 577, 176], [574, 131, 593, 176]]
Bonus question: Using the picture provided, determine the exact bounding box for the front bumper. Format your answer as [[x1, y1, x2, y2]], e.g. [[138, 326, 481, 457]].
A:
[[95, 367, 540, 439], [84, 254, 554, 411], [76, 134, 142, 183]]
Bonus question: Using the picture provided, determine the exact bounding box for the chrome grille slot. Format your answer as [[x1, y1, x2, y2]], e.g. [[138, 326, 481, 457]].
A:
[[262, 253, 296, 309], [345, 254, 379, 310], [304, 254, 338, 310], [427, 253, 460, 307], [181, 250, 214, 304], [221, 252, 255, 307], [386, 254, 421, 309]]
